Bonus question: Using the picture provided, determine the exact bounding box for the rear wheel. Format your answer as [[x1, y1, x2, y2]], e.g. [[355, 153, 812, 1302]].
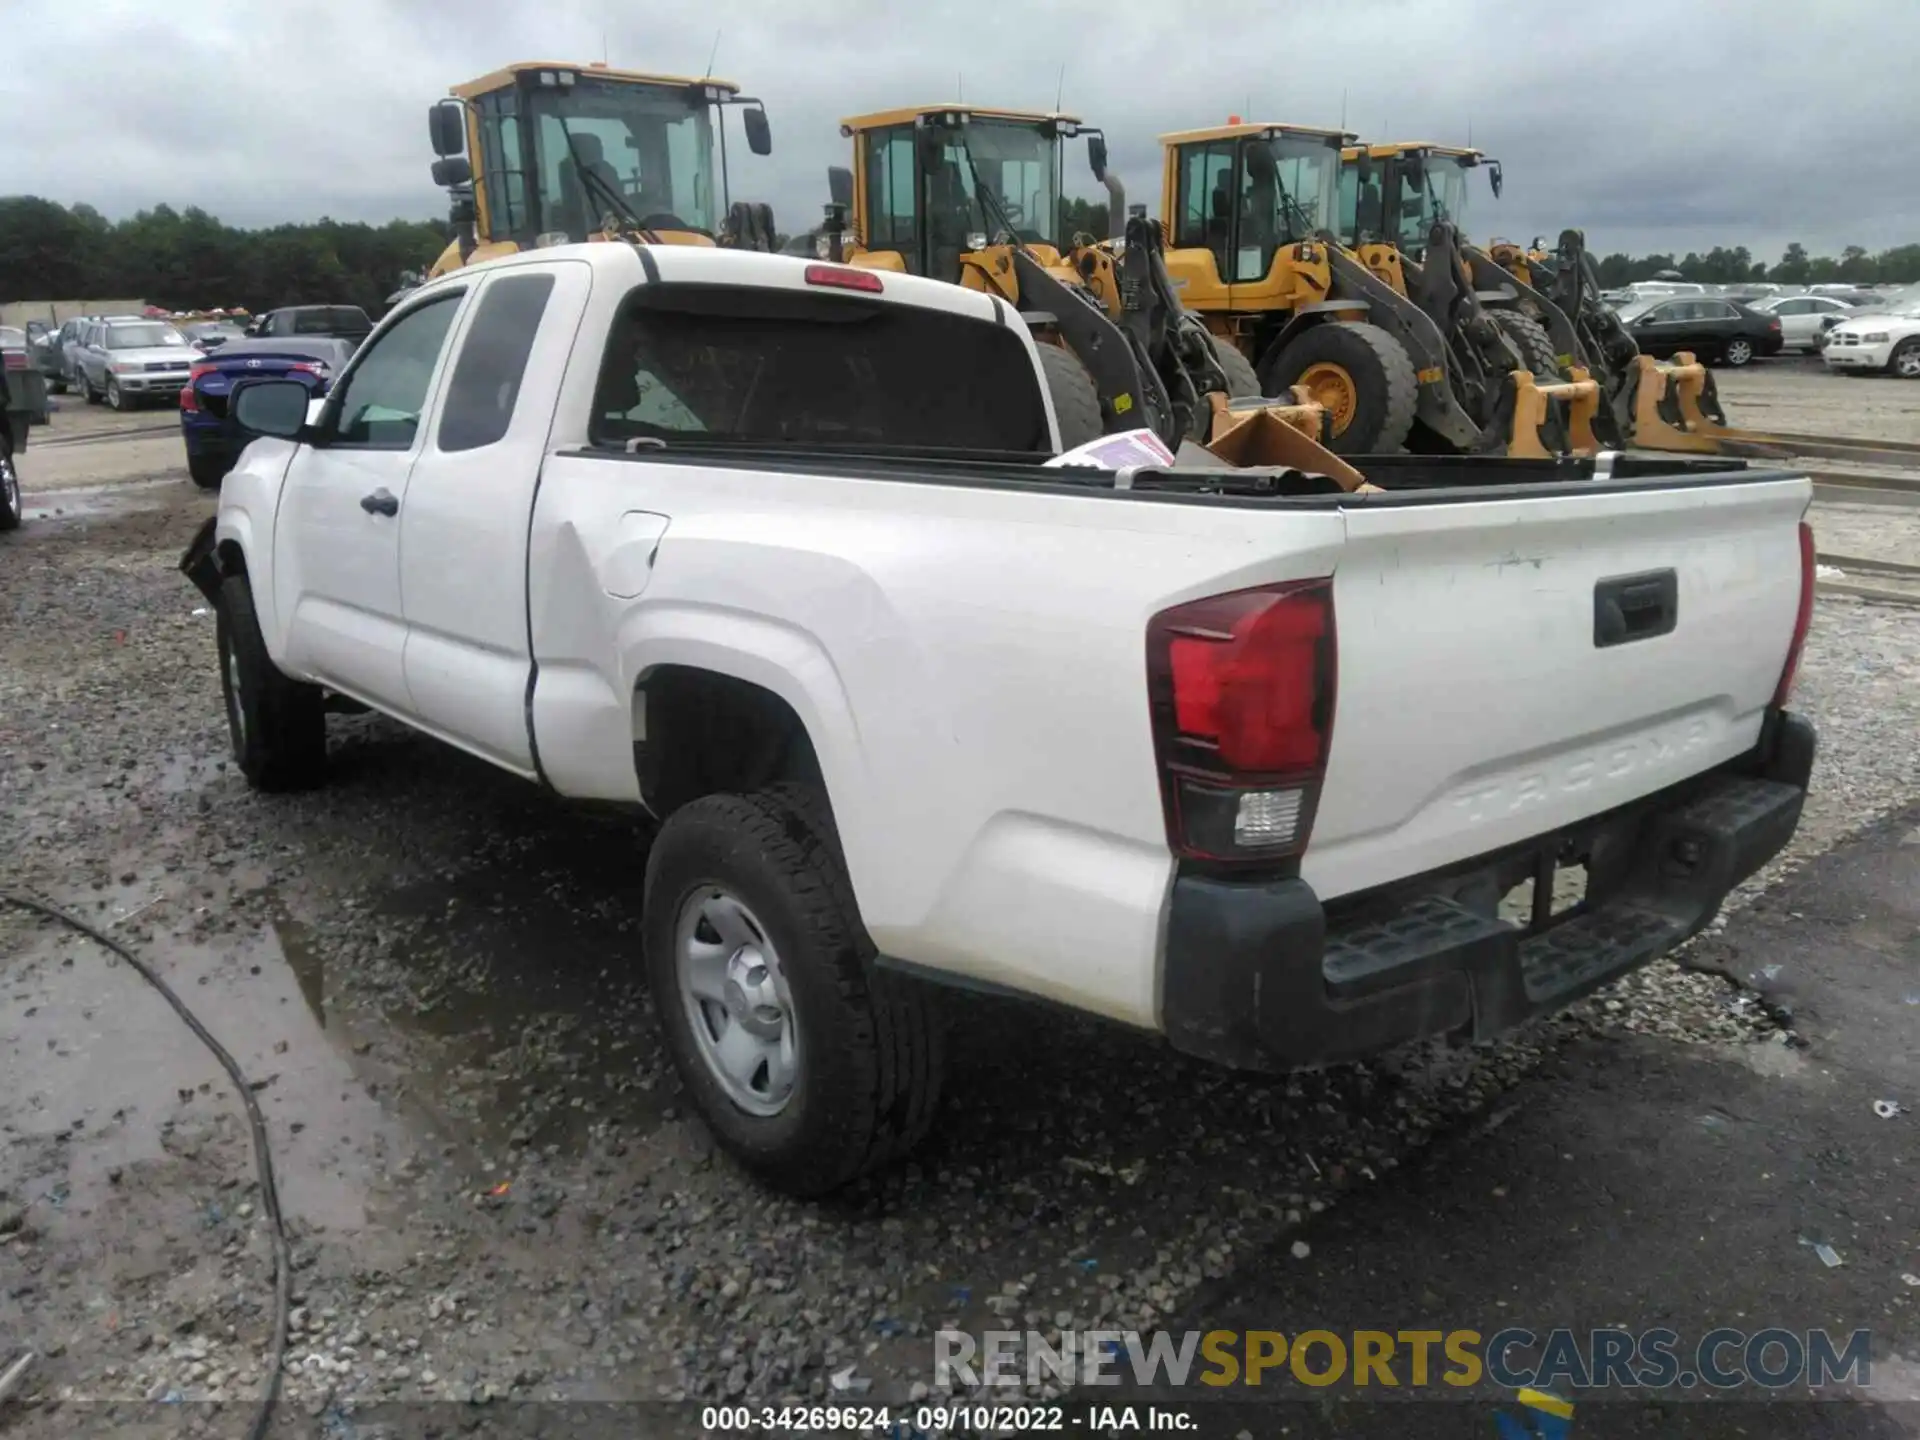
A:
[[1036, 342, 1103, 450], [188, 452, 227, 490], [47, 373, 66, 396], [217, 572, 327, 791], [1261, 322, 1418, 454], [1891, 339, 1920, 380], [643, 787, 945, 1196], [1722, 337, 1755, 367], [1207, 333, 1261, 397], [82, 373, 102, 405], [1489, 311, 1563, 379]]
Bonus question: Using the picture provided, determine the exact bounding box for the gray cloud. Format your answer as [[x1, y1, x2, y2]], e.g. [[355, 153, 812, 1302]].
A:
[[11, 0, 1917, 261]]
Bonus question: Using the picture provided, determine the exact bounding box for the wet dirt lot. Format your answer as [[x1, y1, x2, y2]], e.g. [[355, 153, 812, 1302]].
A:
[[3, 383, 1919, 1437]]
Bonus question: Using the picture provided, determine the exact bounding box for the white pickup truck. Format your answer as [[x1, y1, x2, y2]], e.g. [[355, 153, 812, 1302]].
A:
[[182, 242, 1818, 1196]]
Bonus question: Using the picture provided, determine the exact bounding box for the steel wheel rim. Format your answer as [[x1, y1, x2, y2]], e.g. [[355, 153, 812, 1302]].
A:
[[674, 885, 798, 1117], [1, 456, 18, 521], [1298, 361, 1357, 434]]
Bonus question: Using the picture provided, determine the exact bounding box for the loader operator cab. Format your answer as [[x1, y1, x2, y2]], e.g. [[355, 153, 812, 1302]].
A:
[[1158, 122, 1347, 296], [1338, 143, 1502, 261], [424, 62, 773, 277], [830, 106, 1111, 282]]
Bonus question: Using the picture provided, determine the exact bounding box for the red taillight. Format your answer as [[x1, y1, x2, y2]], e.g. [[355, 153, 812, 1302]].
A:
[[1, 352, 25, 371], [1768, 319, 1782, 332], [287, 361, 326, 377], [1772, 520, 1815, 708], [1147, 580, 1337, 863], [188, 362, 216, 381], [804, 264, 884, 293], [179, 385, 198, 412]]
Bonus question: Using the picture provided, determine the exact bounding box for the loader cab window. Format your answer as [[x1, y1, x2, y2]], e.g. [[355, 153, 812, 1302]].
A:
[[949, 119, 1061, 249], [1241, 134, 1338, 260], [474, 90, 532, 239], [862, 126, 921, 269], [1176, 142, 1238, 280], [526, 76, 717, 243]]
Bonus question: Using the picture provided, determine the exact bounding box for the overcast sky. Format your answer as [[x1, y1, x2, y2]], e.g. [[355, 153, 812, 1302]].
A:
[[9, 0, 1917, 261]]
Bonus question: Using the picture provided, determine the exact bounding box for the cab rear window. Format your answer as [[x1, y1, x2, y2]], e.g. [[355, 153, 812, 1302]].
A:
[[589, 283, 1051, 453]]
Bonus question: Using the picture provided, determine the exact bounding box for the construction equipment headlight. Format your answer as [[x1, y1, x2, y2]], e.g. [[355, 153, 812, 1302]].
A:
[[814, 233, 833, 259], [967, 232, 988, 251]]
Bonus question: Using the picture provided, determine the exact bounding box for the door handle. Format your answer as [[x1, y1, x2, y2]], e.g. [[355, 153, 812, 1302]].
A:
[[359, 488, 399, 517]]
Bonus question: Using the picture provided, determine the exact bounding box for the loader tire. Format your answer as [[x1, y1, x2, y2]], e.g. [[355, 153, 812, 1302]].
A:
[[1037, 343, 1103, 450], [1490, 311, 1564, 380], [1207, 333, 1261, 397], [1261, 323, 1418, 455]]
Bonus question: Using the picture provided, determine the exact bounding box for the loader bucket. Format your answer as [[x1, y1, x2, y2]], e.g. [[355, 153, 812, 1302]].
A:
[[1203, 390, 1375, 492], [1500, 368, 1604, 460], [1625, 352, 1732, 453]]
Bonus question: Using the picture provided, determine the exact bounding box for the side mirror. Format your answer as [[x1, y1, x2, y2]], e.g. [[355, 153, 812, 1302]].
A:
[[1489, 162, 1504, 199], [827, 165, 854, 208], [428, 100, 466, 158], [430, 156, 472, 188], [231, 379, 312, 440], [742, 106, 772, 157], [1087, 134, 1108, 181]]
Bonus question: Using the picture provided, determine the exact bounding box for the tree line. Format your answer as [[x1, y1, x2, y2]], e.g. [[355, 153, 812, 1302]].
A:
[[5, 193, 1916, 313], [0, 197, 449, 315]]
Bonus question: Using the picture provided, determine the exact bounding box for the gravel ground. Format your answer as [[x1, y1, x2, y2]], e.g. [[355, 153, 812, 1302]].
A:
[[2, 425, 1918, 1435], [1713, 357, 1920, 444]]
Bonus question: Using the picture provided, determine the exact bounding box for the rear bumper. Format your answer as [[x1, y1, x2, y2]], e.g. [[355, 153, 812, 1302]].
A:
[[1161, 710, 1815, 1071]]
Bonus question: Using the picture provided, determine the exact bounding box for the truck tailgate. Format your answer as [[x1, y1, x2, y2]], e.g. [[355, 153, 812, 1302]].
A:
[[1302, 474, 1811, 901]]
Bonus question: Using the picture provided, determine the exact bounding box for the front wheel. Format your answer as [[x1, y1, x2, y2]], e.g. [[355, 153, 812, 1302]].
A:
[[1891, 339, 1920, 380], [0, 443, 21, 533], [1721, 337, 1755, 367], [643, 787, 945, 1196], [1035, 342, 1103, 450], [1261, 322, 1418, 454], [217, 573, 328, 790]]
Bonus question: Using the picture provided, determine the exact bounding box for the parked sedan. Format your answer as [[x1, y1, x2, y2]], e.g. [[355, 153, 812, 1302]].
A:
[[1747, 294, 1858, 352], [177, 336, 350, 488], [74, 320, 196, 409], [1822, 289, 1920, 379], [1616, 295, 1783, 367]]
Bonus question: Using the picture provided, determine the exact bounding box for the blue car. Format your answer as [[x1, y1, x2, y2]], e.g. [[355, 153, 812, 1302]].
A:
[[179, 336, 356, 489]]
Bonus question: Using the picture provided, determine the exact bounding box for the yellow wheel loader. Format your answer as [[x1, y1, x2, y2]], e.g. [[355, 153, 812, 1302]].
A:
[[822, 104, 1335, 461], [421, 61, 779, 280], [1154, 123, 1590, 458]]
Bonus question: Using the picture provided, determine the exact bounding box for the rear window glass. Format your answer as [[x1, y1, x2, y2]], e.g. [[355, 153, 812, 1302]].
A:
[[293, 308, 370, 335], [589, 283, 1051, 452]]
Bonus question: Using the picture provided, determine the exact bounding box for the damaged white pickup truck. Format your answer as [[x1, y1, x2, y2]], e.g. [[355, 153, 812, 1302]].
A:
[[183, 242, 1817, 1195]]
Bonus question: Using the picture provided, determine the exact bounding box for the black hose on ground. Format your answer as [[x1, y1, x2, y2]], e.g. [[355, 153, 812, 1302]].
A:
[[0, 890, 288, 1440]]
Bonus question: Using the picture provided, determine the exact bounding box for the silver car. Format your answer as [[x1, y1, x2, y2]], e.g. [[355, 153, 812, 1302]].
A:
[[74, 320, 196, 410]]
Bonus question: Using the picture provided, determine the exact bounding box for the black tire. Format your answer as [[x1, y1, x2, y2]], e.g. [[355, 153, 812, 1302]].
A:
[[188, 452, 227, 490], [0, 442, 21, 533], [216, 573, 327, 791], [1489, 311, 1564, 379], [107, 377, 129, 411], [82, 374, 102, 405], [1721, 337, 1755, 368], [1207, 333, 1261, 397], [1260, 322, 1418, 454], [1036, 342, 1103, 450], [47, 374, 66, 396], [1890, 338, 1920, 381], [643, 787, 945, 1196]]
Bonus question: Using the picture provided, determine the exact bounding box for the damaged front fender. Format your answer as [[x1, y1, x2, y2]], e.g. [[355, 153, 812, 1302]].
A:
[[180, 515, 222, 603]]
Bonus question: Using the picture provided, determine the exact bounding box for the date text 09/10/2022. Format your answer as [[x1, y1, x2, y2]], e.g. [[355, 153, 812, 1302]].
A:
[[699, 1403, 1196, 1434]]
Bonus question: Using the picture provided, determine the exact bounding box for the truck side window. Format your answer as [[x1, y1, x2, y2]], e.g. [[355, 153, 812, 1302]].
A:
[[436, 274, 556, 453], [322, 293, 464, 451]]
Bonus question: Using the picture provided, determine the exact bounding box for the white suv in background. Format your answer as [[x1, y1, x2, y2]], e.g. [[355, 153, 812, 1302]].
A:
[[1822, 287, 1920, 378]]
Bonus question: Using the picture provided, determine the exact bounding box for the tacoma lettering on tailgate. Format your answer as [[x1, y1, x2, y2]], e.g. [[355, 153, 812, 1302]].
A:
[[1451, 717, 1715, 824]]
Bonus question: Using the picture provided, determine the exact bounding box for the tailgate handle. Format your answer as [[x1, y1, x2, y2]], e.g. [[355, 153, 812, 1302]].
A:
[[1594, 569, 1678, 648]]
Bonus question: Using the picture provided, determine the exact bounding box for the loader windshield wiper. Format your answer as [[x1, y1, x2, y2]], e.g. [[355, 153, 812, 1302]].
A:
[[556, 117, 662, 245]]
